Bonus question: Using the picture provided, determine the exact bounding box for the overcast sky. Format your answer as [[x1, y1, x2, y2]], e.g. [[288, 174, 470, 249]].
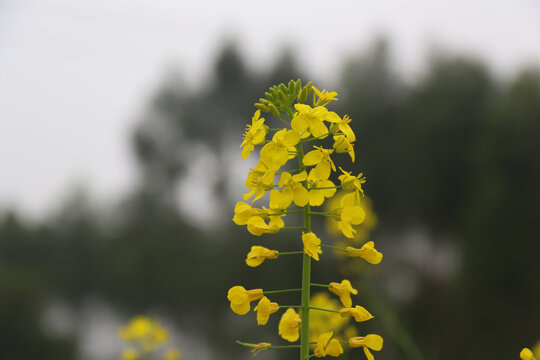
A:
[[1, 0, 540, 218]]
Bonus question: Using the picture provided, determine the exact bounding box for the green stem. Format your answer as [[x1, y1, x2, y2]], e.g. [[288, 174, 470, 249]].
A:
[[268, 210, 304, 216], [309, 306, 340, 314], [236, 340, 300, 349], [282, 226, 305, 230], [309, 186, 341, 190], [310, 283, 330, 288], [278, 251, 304, 256], [296, 141, 312, 360], [280, 305, 302, 309], [308, 211, 334, 217], [263, 288, 302, 295], [320, 244, 348, 253], [300, 133, 330, 143]]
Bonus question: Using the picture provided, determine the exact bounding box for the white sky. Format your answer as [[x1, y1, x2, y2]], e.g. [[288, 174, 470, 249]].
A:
[[1, 0, 539, 218]]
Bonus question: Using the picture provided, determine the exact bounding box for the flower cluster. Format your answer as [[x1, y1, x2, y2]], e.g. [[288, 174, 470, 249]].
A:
[[118, 316, 181, 360], [228, 80, 384, 359]]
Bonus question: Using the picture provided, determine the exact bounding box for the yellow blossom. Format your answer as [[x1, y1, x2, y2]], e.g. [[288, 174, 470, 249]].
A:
[[260, 128, 300, 168], [309, 293, 349, 343], [278, 308, 301, 342], [521, 348, 535, 360], [246, 246, 279, 267], [254, 296, 280, 325], [270, 171, 309, 208], [329, 280, 358, 307], [338, 168, 365, 195], [264, 207, 286, 229], [118, 316, 169, 352], [227, 286, 264, 315], [328, 114, 355, 142], [241, 110, 267, 159], [243, 164, 275, 203], [333, 134, 355, 162], [303, 146, 336, 180], [313, 86, 339, 106], [314, 331, 344, 358], [246, 216, 280, 236], [291, 104, 340, 138], [339, 306, 374, 322], [348, 334, 383, 360], [337, 192, 366, 239], [122, 348, 139, 360], [250, 342, 271, 357], [346, 241, 383, 264], [233, 202, 265, 225], [302, 232, 323, 261], [162, 349, 181, 360], [307, 169, 336, 206]]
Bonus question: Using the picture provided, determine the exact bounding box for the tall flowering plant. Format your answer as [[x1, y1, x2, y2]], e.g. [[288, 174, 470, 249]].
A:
[[228, 80, 384, 359]]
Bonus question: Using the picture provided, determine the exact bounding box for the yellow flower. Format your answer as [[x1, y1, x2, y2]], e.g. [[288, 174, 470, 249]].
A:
[[250, 342, 271, 357], [122, 348, 139, 360], [264, 207, 286, 229], [162, 349, 181, 360], [291, 104, 336, 138], [309, 293, 349, 342], [246, 216, 280, 236], [278, 308, 301, 342], [254, 296, 280, 325], [329, 280, 358, 307], [333, 134, 355, 162], [338, 168, 365, 195], [233, 202, 265, 225], [328, 114, 356, 142], [260, 128, 300, 169], [346, 241, 383, 264], [246, 246, 279, 267], [337, 192, 366, 239], [313, 87, 339, 106], [118, 316, 169, 352], [314, 331, 344, 358], [302, 232, 323, 261], [348, 335, 383, 360], [243, 164, 275, 203], [227, 286, 264, 315], [307, 169, 336, 206], [521, 347, 539, 360], [241, 110, 267, 159], [303, 146, 336, 180], [339, 306, 374, 322], [269, 171, 309, 208]]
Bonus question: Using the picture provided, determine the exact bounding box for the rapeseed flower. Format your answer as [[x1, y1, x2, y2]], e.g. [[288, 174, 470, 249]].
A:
[[329, 280, 358, 307], [270, 171, 309, 208], [241, 110, 267, 159], [233, 202, 265, 225], [333, 135, 355, 162], [338, 168, 365, 195], [260, 129, 300, 168], [302, 232, 323, 261], [291, 104, 336, 138], [227, 286, 264, 315], [313, 87, 338, 106], [246, 216, 280, 236], [328, 114, 355, 142], [348, 334, 383, 360], [339, 306, 374, 322], [246, 246, 278, 267], [278, 308, 301, 342], [254, 296, 280, 325], [345, 241, 383, 264], [303, 146, 336, 180], [307, 169, 336, 206], [251, 342, 271, 356], [314, 331, 344, 358]]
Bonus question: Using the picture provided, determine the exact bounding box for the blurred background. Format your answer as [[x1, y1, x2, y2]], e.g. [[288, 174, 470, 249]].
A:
[[1, 0, 539, 359]]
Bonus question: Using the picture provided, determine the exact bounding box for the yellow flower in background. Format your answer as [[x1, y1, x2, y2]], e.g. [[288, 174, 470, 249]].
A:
[[254, 296, 280, 325], [260, 128, 300, 168], [349, 334, 383, 360], [329, 280, 358, 307], [241, 110, 267, 159], [278, 308, 301, 342], [346, 241, 383, 264], [314, 331, 344, 358], [122, 348, 139, 360], [338, 168, 365, 195], [337, 192, 366, 239], [303, 146, 336, 180], [162, 349, 181, 360], [302, 232, 323, 261], [291, 104, 336, 138], [313, 86, 338, 106], [309, 293, 349, 343], [307, 169, 336, 206], [118, 316, 169, 352], [326, 192, 377, 243], [245, 246, 279, 267], [270, 171, 309, 208], [250, 342, 272, 357], [227, 286, 264, 315], [339, 306, 374, 322], [521, 348, 535, 360]]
